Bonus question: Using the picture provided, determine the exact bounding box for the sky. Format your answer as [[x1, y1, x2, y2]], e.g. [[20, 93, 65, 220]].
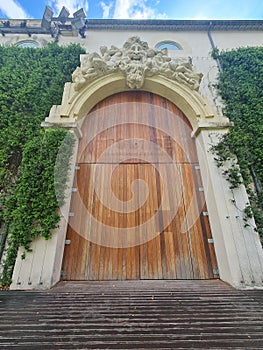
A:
[[0, 0, 263, 20]]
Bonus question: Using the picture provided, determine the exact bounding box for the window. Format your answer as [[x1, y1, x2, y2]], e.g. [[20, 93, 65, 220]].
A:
[[155, 41, 182, 51], [15, 40, 40, 48]]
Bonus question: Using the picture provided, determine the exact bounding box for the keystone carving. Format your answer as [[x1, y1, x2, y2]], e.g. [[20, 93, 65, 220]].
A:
[[72, 36, 203, 91]]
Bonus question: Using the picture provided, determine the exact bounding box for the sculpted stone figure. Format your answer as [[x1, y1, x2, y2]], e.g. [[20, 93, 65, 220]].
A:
[[72, 52, 113, 89], [159, 57, 203, 91], [72, 36, 203, 91]]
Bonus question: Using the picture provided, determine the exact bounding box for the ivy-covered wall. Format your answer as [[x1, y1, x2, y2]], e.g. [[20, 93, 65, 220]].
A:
[[0, 43, 85, 285], [212, 47, 263, 238]]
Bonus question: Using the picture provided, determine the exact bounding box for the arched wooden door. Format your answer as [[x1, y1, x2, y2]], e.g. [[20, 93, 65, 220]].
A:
[[62, 91, 218, 280]]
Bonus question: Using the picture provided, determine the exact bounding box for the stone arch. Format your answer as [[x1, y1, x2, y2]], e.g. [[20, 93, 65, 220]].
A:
[[44, 35, 230, 132], [41, 72, 262, 290], [44, 73, 219, 131]]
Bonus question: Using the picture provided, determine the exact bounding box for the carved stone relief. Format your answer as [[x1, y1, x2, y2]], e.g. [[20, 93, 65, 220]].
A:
[[72, 36, 203, 91]]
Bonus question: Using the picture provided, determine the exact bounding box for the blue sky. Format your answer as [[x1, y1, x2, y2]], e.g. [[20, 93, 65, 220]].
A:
[[0, 0, 263, 20]]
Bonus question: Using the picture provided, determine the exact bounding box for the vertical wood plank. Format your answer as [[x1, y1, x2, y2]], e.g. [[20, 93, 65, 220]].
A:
[[62, 91, 216, 281]]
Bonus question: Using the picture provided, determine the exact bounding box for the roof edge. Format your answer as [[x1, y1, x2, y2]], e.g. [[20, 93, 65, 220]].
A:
[[1, 18, 263, 35]]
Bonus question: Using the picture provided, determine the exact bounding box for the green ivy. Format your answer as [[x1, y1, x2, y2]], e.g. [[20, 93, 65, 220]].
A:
[[1, 129, 75, 285], [0, 43, 85, 286], [212, 47, 263, 238]]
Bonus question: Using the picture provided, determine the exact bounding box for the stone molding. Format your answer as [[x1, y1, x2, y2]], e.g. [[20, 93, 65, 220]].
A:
[[44, 74, 230, 130], [2, 19, 263, 35]]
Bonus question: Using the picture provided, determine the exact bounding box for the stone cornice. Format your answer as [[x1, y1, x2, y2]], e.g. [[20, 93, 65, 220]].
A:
[[1, 19, 263, 36], [85, 19, 263, 31], [191, 121, 234, 138]]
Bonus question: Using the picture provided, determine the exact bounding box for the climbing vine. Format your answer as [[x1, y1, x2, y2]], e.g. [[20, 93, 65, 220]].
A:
[[1, 129, 75, 285], [212, 47, 263, 238], [0, 43, 85, 286]]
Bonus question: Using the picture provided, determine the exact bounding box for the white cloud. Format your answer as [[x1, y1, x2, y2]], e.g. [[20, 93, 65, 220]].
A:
[[48, 0, 89, 17], [100, 1, 113, 18], [113, 0, 167, 19], [0, 0, 30, 18], [113, 0, 130, 18]]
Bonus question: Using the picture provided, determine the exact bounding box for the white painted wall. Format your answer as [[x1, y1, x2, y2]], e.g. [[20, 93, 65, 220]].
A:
[[195, 129, 263, 288]]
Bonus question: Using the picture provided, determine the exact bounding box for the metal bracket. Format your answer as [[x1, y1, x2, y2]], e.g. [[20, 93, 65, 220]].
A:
[[68, 212, 74, 217], [213, 269, 219, 275], [208, 238, 214, 244], [72, 187, 77, 193], [195, 165, 200, 170], [75, 165, 80, 170], [203, 212, 209, 216], [65, 239, 71, 245], [61, 270, 67, 277], [199, 187, 204, 192]]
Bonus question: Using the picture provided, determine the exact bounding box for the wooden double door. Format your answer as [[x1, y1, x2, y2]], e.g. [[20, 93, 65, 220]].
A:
[[62, 91, 218, 280]]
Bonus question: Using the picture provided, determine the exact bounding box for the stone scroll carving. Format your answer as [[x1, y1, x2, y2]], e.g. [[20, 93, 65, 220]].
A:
[[72, 36, 203, 91]]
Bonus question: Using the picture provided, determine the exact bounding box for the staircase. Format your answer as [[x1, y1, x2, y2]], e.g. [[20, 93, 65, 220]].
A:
[[0, 280, 262, 349]]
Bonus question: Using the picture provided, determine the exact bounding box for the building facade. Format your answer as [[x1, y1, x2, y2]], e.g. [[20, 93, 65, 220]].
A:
[[1, 18, 263, 289]]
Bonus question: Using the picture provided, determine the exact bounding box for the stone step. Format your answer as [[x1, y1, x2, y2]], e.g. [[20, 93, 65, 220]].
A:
[[0, 280, 262, 349]]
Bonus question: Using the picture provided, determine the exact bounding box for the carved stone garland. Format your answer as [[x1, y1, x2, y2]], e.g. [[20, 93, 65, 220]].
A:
[[72, 36, 203, 91]]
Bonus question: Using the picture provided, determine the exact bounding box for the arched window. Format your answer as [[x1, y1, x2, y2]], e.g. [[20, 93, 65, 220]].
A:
[[155, 41, 182, 51], [15, 40, 40, 48]]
